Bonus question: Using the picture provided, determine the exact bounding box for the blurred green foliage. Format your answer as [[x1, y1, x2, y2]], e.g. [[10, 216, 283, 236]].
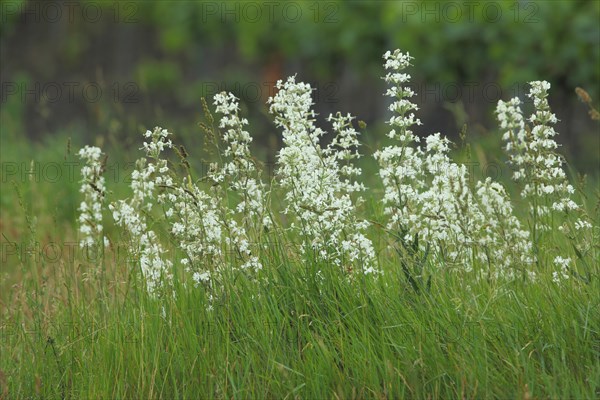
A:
[[0, 0, 598, 172], [123, 0, 600, 85], [2, 0, 598, 81]]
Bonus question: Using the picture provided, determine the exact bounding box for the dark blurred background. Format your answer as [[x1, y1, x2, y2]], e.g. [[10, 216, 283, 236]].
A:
[[1, 0, 599, 173]]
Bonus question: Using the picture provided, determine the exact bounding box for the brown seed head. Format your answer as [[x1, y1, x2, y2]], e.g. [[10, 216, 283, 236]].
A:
[[575, 87, 592, 104]]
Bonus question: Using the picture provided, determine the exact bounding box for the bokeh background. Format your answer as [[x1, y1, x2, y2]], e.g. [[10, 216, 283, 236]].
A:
[[1, 0, 599, 196]]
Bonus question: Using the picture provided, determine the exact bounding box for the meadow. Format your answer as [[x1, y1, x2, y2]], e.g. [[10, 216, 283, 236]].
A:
[[0, 49, 598, 399]]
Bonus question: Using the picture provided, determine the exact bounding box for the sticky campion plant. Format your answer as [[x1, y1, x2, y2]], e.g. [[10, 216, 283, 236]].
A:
[[374, 50, 533, 279], [213, 92, 272, 232], [268, 76, 378, 275], [78, 145, 107, 250], [109, 128, 174, 296], [155, 94, 267, 290], [77, 48, 595, 297], [497, 81, 595, 281]]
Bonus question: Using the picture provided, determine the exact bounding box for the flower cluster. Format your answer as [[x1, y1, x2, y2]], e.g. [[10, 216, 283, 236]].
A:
[[374, 50, 425, 235], [497, 81, 596, 279], [552, 256, 571, 283], [76, 48, 594, 297], [375, 50, 533, 278], [498, 82, 579, 220], [151, 94, 267, 289], [109, 128, 174, 296], [147, 130, 228, 287], [325, 112, 365, 194], [77, 146, 107, 249], [473, 179, 534, 278], [160, 175, 225, 286], [269, 76, 377, 274], [213, 92, 271, 232]]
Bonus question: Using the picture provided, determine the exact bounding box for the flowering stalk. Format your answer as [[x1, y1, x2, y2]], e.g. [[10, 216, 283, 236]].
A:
[[376, 49, 534, 280], [374, 50, 425, 240], [161, 175, 225, 286], [147, 129, 226, 288], [213, 91, 272, 233], [473, 178, 534, 280], [110, 128, 173, 296], [78, 146, 107, 251], [269, 76, 377, 275], [498, 82, 594, 278], [154, 95, 266, 292]]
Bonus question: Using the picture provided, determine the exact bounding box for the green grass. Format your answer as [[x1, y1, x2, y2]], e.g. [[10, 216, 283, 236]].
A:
[[1, 132, 599, 398], [1, 234, 599, 398]]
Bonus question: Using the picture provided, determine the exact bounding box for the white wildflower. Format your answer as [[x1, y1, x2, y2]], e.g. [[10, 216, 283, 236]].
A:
[[497, 81, 594, 275], [109, 127, 173, 296], [269, 76, 378, 275], [213, 91, 271, 232], [374, 50, 425, 238], [552, 256, 570, 283], [77, 145, 106, 250], [375, 49, 534, 279], [498, 81, 582, 226]]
